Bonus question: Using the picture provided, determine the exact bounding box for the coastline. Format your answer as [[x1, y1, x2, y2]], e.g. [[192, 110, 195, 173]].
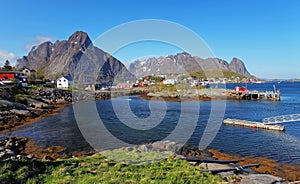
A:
[[0, 103, 71, 134], [1, 116, 300, 181], [139, 94, 212, 102], [208, 149, 300, 181], [0, 89, 299, 181], [17, 138, 300, 181]]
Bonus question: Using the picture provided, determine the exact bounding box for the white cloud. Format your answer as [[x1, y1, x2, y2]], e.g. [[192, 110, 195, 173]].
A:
[[26, 36, 54, 51], [36, 36, 53, 43], [0, 49, 17, 61]]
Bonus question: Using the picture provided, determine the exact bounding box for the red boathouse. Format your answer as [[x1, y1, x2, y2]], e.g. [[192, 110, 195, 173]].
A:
[[234, 86, 247, 92], [0, 71, 27, 86]]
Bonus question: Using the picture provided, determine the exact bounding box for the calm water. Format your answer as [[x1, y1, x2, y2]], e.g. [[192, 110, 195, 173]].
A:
[[2, 82, 300, 165]]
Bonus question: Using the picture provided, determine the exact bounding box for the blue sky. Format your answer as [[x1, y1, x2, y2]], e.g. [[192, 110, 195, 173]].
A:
[[0, 0, 299, 79]]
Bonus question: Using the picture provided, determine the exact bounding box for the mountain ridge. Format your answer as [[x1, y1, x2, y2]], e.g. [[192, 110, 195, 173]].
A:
[[128, 52, 251, 78], [16, 31, 252, 84]]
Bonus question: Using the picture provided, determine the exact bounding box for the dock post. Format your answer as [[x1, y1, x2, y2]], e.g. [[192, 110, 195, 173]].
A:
[[277, 90, 280, 101]]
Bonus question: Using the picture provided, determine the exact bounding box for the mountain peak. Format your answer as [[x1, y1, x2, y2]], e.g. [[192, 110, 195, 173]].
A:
[[176, 52, 192, 57], [229, 57, 251, 76], [230, 57, 242, 63], [68, 31, 92, 49], [16, 31, 135, 84]]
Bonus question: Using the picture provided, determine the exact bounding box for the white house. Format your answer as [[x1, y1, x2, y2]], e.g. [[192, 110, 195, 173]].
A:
[[163, 79, 177, 85], [57, 75, 73, 88]]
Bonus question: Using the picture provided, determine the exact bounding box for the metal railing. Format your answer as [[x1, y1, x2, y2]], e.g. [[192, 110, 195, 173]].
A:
[[263, 114, 300, 124]]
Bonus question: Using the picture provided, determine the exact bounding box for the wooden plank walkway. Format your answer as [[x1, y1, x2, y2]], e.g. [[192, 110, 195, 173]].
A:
[[223, 118, 285, 131]]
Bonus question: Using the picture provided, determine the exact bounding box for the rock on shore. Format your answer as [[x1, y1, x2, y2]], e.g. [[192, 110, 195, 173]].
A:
[[0, 87, 73, 131], [101, 140, 287, 184], [0, 137, 33, 160], [0, 137, 289, 183]]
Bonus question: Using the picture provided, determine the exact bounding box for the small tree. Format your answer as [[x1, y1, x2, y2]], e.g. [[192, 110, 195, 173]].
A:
[[2, 60, 12, 71]]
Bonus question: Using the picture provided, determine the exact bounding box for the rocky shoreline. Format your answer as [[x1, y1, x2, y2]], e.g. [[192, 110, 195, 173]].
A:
[[0, 137, 296, 183], [0, 137, 33, 160], [0, 87, 73, 132], [140, 88, 228, 102], [1, 87, 299, 183], [0, 87, 149, 132]]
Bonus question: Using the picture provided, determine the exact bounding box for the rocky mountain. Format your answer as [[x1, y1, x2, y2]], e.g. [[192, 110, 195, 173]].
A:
[[128, 52, 251, 78], [228, 57, 250, 76], [16, 31, 135, 86]]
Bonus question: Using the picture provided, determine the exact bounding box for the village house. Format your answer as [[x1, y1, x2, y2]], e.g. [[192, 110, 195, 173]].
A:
[[20, 66, 35, 77], [115, 83, 132, 89], [0, 71, 28, 86], [57, 75, 73, 88], [162, 79, 178, 85]]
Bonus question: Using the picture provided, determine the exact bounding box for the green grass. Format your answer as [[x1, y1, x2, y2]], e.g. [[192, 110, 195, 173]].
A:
[[26, 85, 43, 90], [145, 84, 178, 92], [100, 148, 174, 163], [0, 153, 225, 184], [0, 86, 30, 101], [189, 70, 247, 79], [14, 94, 29, 104]]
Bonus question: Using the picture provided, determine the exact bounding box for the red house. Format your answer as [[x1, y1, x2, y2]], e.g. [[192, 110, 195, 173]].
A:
[[0, 71, 27, 86], [0, 71, 20, 80]]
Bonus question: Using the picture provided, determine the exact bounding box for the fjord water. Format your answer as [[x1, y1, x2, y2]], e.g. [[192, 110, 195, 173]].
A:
[[3, 82, 300, 165]]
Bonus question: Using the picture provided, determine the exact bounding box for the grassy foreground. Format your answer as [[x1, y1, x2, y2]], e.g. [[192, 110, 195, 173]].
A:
[[0, 152, 225, 184]]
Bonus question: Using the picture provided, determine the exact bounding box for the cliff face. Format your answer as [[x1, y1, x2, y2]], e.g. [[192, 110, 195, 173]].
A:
[[228, 57, 251, 76], [128, 52, 251, 78], [16, 31, 135, 85]]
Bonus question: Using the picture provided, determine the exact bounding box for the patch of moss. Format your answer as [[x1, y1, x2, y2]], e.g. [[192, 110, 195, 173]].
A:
[[14, 94, 29, 105]]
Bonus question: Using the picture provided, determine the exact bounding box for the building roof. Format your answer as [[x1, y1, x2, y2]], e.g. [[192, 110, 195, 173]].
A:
[[20, 66, 35, 72], [0, 71, 22, 74], [58, 75, 73, 81]]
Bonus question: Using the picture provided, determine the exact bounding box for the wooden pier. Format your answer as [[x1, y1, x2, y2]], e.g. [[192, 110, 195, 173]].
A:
[[223, 118, 285, 131], [226, 90, 280, 101]]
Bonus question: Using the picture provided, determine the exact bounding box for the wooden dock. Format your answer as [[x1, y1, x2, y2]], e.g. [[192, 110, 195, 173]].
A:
[[223, 118, 285, 131], [226, 90, 280, 101]]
